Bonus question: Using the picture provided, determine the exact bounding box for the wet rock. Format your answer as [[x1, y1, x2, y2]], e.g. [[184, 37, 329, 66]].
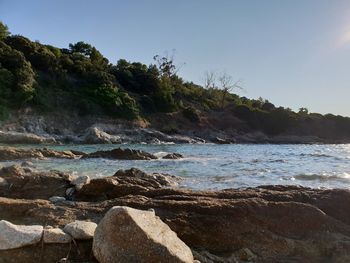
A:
[[0, 220, 43, 250], [83, 147, 157, 160], [93, 206, 194, 263], [114, 168, 180, 187], [0, 165, 72, 199], [163, 153, 184, 159], [63, 220, 97, 240], [43, 227, 72, 244], [21, 161, 35, 167]]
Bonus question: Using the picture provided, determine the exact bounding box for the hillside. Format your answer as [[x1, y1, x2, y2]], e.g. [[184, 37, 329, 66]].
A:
[[1, 21, 350, 143]]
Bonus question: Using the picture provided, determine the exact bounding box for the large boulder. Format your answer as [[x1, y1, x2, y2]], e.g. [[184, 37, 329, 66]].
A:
[[0, 220, 43, 250], [83, 148, 157, 160], [93, 206, 194, 263]]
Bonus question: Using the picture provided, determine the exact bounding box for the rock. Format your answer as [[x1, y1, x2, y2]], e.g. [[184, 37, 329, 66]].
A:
[[71, 175, 90, 190], [82, 127, 122, 144], [49, 196, 66, 203], [43, 227, 72, 244], [0, 165, 72, 199], [65, 187, 75, 197], [83, 147, 157, 160], [163, 153, 184, 159], [213, 137, 233, 144], [0, 131, 56, 144], [114, 168, 180, 187], [236, 248, 256, 261], [0, 220, 43, 250], [0, 177, 8, 186], [21, 161, 34, 167], [93, 206, 194, 263], [0, 147, 78, 161], [63, 220, 97, 240]]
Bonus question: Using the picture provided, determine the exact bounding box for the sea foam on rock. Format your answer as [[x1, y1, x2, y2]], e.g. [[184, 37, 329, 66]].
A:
[[93, 206, 194, 263]]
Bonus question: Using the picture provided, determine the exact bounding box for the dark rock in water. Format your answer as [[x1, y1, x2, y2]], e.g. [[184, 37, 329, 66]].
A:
[[0, 147, 78, 161], [213, 137, 235, 144], [82, 147, 157, 160], [93, 206, 194, 263], [0, 165, 72, 199], [162, 153, 183, 159]]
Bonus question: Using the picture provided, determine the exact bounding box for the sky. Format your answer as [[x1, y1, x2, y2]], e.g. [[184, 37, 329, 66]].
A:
[[1, 0, 350, 116]]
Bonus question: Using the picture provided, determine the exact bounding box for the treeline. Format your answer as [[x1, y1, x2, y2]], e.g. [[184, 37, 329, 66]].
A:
[[1, 21, 350, 138]]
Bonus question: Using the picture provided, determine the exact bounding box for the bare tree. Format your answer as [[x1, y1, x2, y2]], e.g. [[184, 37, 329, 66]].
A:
[[203, 70, 217, 89], [218, 72, 242, 109]]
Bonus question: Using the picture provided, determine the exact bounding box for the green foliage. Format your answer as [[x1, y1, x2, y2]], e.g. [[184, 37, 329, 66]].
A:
[[182, 106, 200, 122], [0, 22, 10, 40], [1, 22, 350, 137]]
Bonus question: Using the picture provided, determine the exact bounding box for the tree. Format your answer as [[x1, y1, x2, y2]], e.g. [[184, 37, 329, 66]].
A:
[[203, 70, 217, 89], [153, 50, 184, 77], [218, 72, 242, 109], [0, 22, 10, 40], [298, 107, 309, 115]]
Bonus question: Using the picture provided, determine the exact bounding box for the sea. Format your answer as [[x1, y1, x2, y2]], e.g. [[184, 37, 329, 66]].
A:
[[2, 143, 350, 190]]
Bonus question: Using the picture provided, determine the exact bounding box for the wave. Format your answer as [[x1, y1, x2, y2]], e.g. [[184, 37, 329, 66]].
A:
[[293, 173, 350, 182]]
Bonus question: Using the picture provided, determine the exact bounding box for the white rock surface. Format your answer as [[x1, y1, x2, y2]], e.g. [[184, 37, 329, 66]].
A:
[[63, 220, 96, 240], [43, 228, 72, 244], [0, 220, 43, 250], [93, 206, 194, 263], [71, 175, 90, 190], [0, 177, 8, 186], [49, 196, 66, 203]]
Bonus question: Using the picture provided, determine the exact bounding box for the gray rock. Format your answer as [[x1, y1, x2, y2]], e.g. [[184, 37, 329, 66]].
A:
[[49, 196, 66, 203], [0, 220, 43, 250], [43, 228, 72, 244], [63, 220, 97, 240], [65, 187, 75, 197], [93, 206, 194, 263]]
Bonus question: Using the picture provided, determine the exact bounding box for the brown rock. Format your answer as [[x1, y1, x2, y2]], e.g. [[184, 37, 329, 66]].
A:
[[82, 147, 157, 160], [0, 147, 78, 161], [92, 206, 194, 263], [0, 165, 72, 199]]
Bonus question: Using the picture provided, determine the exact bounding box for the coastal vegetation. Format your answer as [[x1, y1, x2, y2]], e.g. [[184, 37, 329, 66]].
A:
[[1, 21, 350, 139]]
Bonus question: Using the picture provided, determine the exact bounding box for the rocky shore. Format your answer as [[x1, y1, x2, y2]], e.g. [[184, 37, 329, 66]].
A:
[[0, 147, 350, 262], [1, 113, 349, 145]]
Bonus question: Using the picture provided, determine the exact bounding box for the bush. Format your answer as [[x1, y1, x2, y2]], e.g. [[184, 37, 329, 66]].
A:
[[182, 106, 200, 122]]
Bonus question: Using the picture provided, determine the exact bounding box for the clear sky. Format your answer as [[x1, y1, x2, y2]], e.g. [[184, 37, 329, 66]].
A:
[[1, 0, 350, 116]]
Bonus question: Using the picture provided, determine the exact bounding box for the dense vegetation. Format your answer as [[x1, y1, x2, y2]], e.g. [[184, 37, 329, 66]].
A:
[[1, 21, 350, 138]]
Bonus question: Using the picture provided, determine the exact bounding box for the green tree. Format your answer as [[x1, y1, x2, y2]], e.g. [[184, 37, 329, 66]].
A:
[[0, 22, 10, 40]]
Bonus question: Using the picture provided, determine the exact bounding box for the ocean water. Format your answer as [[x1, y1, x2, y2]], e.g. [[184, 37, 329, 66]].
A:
[[2, 144, 350, 190]]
